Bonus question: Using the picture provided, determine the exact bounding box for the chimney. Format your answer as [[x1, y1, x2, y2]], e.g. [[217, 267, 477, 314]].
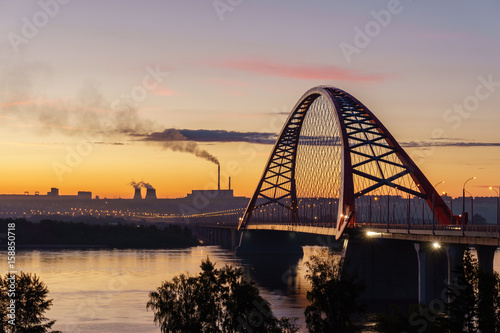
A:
[[133, 188, 142, 200], [228, 177, 231, 190], [145, 188, 157, 200], [218, 165, 220, 191]]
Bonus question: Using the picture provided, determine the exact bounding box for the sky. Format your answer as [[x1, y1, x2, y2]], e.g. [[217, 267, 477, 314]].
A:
[[0, 0, 499, 199]]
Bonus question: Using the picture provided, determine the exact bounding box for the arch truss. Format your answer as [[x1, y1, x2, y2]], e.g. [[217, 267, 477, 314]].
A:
[[238, 86, 454, 239]]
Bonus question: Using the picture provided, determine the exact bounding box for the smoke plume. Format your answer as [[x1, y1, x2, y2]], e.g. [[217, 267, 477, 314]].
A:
[[130, 180, 155, 189], [143, 128, 220, 165], [0, 52, 219, 165]]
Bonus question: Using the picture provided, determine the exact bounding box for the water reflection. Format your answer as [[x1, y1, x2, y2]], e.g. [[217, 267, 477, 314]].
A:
[[239, 255, 302, 291], [5, 246, 323, 332], [7, 245, 494, 332]]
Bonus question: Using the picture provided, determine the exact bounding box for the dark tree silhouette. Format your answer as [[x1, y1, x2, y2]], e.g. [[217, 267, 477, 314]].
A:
[[304, 249, 365, 333], [0, 272, 60, 333], [376, 248, 500, 332], [147, 257, 298, 333], [445, 248, 478, 332]]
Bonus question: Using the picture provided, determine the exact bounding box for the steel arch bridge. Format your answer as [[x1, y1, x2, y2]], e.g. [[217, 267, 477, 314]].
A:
[[237, 86, 457, 240]]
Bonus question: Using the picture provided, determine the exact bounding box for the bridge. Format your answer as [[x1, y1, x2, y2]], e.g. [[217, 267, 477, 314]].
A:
[[190, 86, 499, 307]]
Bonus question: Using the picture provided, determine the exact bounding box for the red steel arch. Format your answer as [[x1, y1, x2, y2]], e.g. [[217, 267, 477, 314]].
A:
[[238, 86, 455, 239]]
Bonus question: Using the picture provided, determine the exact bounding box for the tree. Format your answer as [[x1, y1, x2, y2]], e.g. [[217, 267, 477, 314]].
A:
[[0, 272, 60, 333], [375, 304, 448, 333], [376, 248, 500, 332], [444, 248, 478, 332], [304, 249, 365, 333], [147, 257, 298, 333]]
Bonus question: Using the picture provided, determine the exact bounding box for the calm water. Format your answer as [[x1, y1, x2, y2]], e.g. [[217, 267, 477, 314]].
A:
[[8, 246, 500, 333], [10, 246, 326, 333]]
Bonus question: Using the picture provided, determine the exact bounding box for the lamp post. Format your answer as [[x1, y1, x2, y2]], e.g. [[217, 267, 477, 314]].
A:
[[462, 177, 476, 226], [465, 190, 474, 225], [434, 180, 444, 189], [490, 186, 499, 229]]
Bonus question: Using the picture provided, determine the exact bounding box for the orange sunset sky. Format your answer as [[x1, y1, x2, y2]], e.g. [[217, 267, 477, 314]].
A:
[[0, 1, 499, 199]]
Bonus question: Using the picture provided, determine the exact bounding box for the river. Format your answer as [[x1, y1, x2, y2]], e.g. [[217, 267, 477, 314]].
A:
[[8, 246, 500, 332], [11, 246, 327, 332]]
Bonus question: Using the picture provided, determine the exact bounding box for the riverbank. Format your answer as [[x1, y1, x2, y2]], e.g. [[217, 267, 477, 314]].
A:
[[0, 218, 200, 249]]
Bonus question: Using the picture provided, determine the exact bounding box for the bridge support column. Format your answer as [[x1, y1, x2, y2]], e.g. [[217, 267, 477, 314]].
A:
[[476, 245, 497, 274], [231, 228, 239, 250], [446, 244, 467, 287], [343, 237, 418, 309], [235, 230, 303, 256], [414, 243, 449, 305]]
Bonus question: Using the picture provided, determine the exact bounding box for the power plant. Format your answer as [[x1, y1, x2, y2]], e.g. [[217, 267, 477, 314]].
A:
[[185, 164, 234, 200], [130, 181, 156, 200], [145, 188, 157, 200]]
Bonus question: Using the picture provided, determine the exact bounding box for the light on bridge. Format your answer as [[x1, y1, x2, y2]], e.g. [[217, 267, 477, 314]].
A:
[[432, 242, 441, 249], [366, 231, 381, 237]]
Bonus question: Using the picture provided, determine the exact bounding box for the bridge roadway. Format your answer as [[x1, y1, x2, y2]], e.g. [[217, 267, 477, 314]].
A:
[[196, 221, 500, 247], [247, 223, 500, 246]]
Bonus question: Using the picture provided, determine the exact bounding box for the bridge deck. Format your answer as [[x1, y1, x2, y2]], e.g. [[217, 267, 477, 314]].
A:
[[242, 223, 500, 246]]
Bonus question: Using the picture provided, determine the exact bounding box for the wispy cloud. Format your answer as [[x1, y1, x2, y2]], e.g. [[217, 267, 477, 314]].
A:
[[138, 128, 277, 145], [213, 58, 385, 82], [153, 86, 182, 96], [403, 141, 500, 148]]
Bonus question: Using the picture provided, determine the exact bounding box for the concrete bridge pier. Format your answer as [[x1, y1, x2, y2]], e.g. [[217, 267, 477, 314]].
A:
[[414, 243, 451, 305], [343, 237, 472, 310], [343, 237, 419, 309], [476, 245, 497, 274], [235, 230, 304, 256]]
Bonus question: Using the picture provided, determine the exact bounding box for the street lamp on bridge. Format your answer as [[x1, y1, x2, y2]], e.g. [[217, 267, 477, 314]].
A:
[[490, 186, 499, 229], [434, 180, 444, 189], [465, 190, 474, 225], [462, 177, 476, 226]]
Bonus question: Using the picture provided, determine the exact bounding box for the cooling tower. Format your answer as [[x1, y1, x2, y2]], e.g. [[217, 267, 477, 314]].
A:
[[133, 188, 142, 200], [145, 188, 157, 200]]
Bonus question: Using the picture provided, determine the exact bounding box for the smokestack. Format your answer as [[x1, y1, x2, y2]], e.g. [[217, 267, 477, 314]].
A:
[[218, 165, 220, 191], [145, 188, 157, 200], [133, 188, 142, 200], [228, 177, 231, 190]]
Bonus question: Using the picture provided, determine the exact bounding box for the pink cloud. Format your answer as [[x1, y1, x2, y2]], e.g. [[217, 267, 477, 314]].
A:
[[153, 86, 183, 96], [213, 59, 385, 82]]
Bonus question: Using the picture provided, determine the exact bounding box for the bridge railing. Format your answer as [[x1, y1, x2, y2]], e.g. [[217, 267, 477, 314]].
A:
[[364, 222, 500, 233]]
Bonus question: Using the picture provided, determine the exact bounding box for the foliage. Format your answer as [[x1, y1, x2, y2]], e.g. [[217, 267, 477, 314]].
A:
[[444, 248, 478, 332], [147, 257, 298, 333], [0, 272, 60, 333], [304, 249, 365, 333], [0, 218, 199, 248], [376, 248, 500, 332], [375, 304, 449, 333]]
